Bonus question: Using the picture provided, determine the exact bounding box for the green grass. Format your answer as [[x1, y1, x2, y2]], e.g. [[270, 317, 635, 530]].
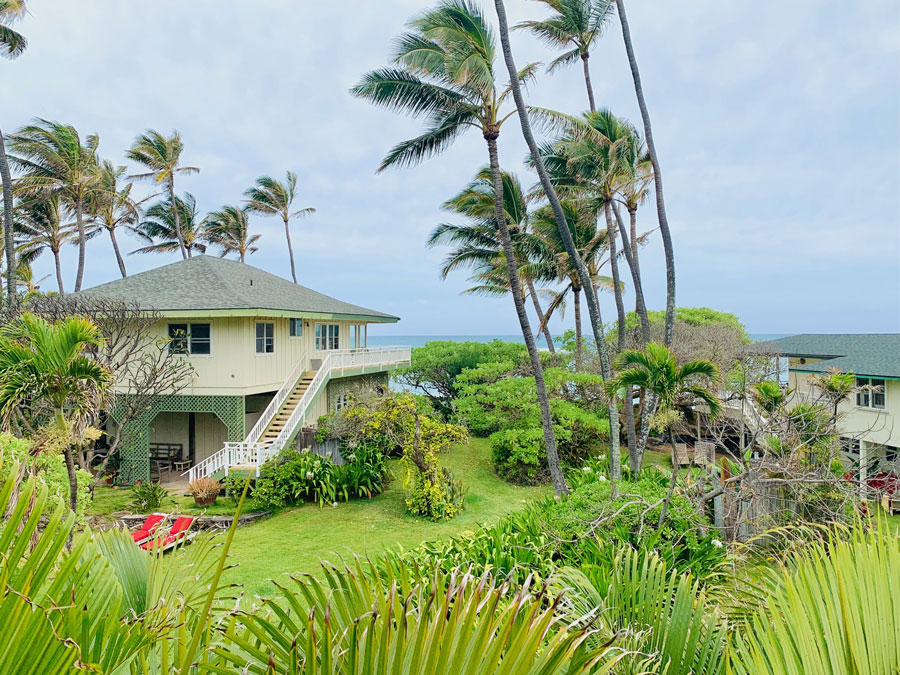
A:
[[223, 438, 548, 598]]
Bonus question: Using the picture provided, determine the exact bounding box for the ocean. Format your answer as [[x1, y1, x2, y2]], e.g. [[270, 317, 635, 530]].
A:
[[368, 334, 788, 349]]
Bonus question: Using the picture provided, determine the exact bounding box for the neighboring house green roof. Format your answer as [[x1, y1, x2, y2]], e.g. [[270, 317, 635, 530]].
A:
[[77, 256, 400, 322], [753, 334, 900, 379]]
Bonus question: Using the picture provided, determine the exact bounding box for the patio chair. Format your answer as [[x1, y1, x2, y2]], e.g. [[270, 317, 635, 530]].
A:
[[674, 443, 693, 467], [130, 513, 167, 546], [140, 515, 197, 552], [693, 441, 716, 467]]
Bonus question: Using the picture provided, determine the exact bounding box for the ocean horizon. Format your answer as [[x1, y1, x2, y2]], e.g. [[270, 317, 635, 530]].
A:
[[368, 333, 789, 349]]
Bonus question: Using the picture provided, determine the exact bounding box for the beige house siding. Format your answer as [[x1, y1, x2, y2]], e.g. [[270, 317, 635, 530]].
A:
[[136, 315, 372, 396], [788, 361, 899, 449]]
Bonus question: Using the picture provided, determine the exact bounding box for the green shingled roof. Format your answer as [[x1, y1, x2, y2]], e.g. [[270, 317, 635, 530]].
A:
[[77, 256, 399, 322], [753, 334, 900, 379]]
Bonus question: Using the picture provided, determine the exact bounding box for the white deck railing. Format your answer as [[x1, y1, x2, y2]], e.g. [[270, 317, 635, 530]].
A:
[[186, 346, 411, 482]]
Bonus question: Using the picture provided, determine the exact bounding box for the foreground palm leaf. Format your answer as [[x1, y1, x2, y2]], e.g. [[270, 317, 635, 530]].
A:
[[206, 556, 623, 674], [0, 464, 161, 673], [551, 547, 727, 674], [730, 523, 900, 675]]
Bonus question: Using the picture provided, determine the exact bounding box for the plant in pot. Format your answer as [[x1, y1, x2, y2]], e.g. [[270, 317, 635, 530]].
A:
[[188, 477, 221, 507]]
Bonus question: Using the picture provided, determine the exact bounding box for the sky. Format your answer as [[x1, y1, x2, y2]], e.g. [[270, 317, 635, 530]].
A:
[[2, 0, 898, 338]]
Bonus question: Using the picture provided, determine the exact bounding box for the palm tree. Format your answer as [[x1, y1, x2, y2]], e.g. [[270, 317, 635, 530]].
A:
[[515, 0, 613, 112], [613, 0, 676, 345], [0, 0, 27, 310], [126, 129, 198, 260], [204, 205, 259, 262], [530, 200, 616, 371], [428, 168, 556, 352], [0, 313, 110, 510], [88, 160, 142, 278], [8, 119, 100, 293], [131, 193, 207, 258], [352, 0, 568, 495], [493, 0, 622, 482], [16, 195, 76, 294], [244, 172, 314, 283], [607, 342, 720, 512]]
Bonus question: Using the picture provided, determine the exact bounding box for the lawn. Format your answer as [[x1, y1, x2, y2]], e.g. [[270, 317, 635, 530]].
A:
[[223, 438, 548, 598]]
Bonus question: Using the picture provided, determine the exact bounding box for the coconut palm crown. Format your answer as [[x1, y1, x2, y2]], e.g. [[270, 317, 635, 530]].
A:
[[126, 129, 198, 260], [244, 171, 314, 283], [515, 0, 613, 111], [204, 204, 260, 262], [131, 193, 206, 258], [8, 119, 101, 293]]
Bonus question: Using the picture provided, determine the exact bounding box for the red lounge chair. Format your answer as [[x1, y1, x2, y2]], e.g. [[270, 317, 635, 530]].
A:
[[130, 513, 167, 546], [140, 516, 197, 552]]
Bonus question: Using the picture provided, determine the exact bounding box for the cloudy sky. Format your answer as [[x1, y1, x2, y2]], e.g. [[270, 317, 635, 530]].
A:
[[3, 1, 898, 337]]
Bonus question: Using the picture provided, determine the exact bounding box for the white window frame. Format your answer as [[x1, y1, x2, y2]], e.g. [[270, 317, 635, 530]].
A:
[[255, 322, 275, 355], [856, 377, 885, 410], [315, 323, 340, 351], [289, 318, 303, 338], [168, 323, 212, 357]]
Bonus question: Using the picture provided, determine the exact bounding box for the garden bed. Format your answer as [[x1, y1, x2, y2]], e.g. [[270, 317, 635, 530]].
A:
[[117, 510, 270, 531]]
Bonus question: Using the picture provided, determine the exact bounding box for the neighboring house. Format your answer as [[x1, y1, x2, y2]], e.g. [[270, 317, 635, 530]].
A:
[[755, 334, 900, 482], [78, 255, 410, 483]]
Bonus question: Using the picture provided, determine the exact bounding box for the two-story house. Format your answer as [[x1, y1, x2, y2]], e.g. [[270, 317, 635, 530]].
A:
[[755, 334, 899, 483], [79, 255, 410, 484]]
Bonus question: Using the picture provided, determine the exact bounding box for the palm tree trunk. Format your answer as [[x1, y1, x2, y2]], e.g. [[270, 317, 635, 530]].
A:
[[612, 203, 650, 342], [73, 200, 86, 292], [525, 277, 555, 353], [63, 445, 79, 512], [108, 227, 127, 277], [486, 133, 567, 497], [612, 202, 656, 471], [604, 204, 635, 461], [52, 247, 65, 294], [581, 53, 596, 113], [628, 205, 640, 292], [614, 0, 676, 347], [168, 177, 188, 259], [283, 214, 298, 283], [493, 0, 620, 483], [0, 126, 16, 312], [573, 285, 583, 371]]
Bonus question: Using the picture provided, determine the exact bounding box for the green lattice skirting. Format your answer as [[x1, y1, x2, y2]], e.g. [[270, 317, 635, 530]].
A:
[[111, 395, 245, 484]]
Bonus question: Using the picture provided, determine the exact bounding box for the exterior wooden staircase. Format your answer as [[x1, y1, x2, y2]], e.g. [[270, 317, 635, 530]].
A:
[[259, 371, 316, 443]]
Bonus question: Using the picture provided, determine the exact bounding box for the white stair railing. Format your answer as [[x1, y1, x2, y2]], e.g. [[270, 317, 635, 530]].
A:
[[245, 355, 309, 446], [185, 346, 411, 481]]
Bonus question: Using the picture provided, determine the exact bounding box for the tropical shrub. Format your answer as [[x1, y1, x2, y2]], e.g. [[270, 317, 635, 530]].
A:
[[129, 481, 170, 512], [318, 392, 468, 520], [405, 465, 465, 521], [392, 339, 528, 419], [394, 498, 558, 587], [489, 427, 546, 484], [543, 474, 726, 577], [0, 432, 92, 519], [253, 444, 387, 509]]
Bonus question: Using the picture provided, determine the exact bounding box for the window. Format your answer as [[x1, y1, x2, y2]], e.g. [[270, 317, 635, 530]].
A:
[[189, 323, 211, 355], [168, 324, 188, 355], [856, 377, 885, 409], [315, 323, 340, 350], [289, 318, 303, 337], [168, 323, 210, 355], [885, 445, 899, 464], [255, 322, 274, 354], [350, 324, 367, 350], [334, 393, 349, 411]]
